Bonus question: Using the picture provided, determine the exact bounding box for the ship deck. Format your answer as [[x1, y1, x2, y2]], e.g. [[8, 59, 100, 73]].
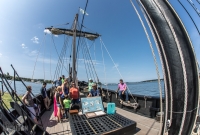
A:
[[41, 103, 160, 135]]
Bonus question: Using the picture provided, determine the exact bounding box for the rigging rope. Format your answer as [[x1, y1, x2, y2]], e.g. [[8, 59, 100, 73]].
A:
[[56, 41, 66, 78], [130, 0, 164, 133], [82, 25, 98, 35], [100, 38, 109, 94], [51, 35, 69, 81], [80, 39, 89, 81], [52, 36, 64, 80], [77, 23, 99, 83], [32, 34, 46, 80], [43, 32, 46, 81], [85, 39, 99, 83], [99, 37, 137, 103], [60, 35, 68, 76], [153, 1, 188, 134], [136, 0, 174, 133], [81, 38, 94, 80], [50, 34, 52, 83], [161, 1, 200, 132], [93, 42, 97, 67], [85, 38, 98, 82], [76, 0, 89, 61], [177, 0, 200, 35]]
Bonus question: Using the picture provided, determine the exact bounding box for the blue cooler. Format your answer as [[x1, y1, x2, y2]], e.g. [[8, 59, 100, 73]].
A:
[[107, 103, 115, 114]]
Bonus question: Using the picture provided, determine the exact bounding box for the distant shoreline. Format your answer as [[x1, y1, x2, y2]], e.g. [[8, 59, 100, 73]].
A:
[[105, 79, 164, 85]]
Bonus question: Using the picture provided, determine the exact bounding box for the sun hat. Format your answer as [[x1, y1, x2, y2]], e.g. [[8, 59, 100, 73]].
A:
[[89, 78, 93, 81]]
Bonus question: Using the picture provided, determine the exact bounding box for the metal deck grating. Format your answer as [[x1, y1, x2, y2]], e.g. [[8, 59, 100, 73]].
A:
[[108, 113, 133, 126], [70, 114, 87, 122], [70, 113, 136, 135], [71, 121, 95, 135]]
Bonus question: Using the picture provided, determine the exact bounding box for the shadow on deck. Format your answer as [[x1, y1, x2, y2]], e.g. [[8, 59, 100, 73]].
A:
[[104, 103, 160, 135], [41, 105, 72, 135], [41, 104, 160, 135]]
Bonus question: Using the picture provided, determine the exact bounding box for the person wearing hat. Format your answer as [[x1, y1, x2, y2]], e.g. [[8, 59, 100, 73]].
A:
[[88, 78, 94, 92], [88, 83, 100, 97], [61, 75, 65, 84]]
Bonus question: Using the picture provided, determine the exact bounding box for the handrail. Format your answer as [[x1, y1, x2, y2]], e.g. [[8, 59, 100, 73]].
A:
[[0, 100, 22, 125], [0, 67, 45, 132], [10, 64, 41, 104]]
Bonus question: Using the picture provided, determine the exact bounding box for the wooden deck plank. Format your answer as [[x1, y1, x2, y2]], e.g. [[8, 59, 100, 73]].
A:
[[41, 103, 161, 135], [41, 106, 72, 135], [103, 103, 160, 135]]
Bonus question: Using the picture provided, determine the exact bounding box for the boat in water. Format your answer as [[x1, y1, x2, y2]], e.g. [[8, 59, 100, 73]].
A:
[[0, 0, 200, 135]]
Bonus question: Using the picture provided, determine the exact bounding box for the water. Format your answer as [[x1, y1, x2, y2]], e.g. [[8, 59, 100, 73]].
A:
[[102, 81, 165, 97], [3, 80, 164, 97], [3, 81, 52, 96]]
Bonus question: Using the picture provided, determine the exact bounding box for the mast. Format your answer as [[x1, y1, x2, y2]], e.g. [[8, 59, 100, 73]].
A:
[[72, 14, 78, 82], [45, 14, 100, 83]]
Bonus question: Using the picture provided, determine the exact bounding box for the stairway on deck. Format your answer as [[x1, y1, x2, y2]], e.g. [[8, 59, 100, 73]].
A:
[[41, 104, 160, 135]]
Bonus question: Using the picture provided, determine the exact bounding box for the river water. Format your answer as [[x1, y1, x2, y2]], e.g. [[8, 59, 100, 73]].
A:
[[3, 81, 52, 96], [2, 80, 164, 97], [102, 81, 165, 97]]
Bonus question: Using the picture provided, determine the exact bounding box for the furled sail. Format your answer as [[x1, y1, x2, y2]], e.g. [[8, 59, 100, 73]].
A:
[[45, 27, 100, 40]]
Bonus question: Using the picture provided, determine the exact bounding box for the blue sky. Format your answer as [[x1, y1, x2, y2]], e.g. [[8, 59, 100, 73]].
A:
[[0, 0, 199, 83]]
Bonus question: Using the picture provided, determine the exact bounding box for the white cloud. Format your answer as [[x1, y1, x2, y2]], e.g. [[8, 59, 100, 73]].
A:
[[0, 53, 2, 57], [44, 29, 51, 34], [21, 43, 27, 49], [31, 36, 39, 44], [0, 41, 2, 44], [29, 50, 38, 56], [44, 29, 58, 37], [36, 57, 57, 65]]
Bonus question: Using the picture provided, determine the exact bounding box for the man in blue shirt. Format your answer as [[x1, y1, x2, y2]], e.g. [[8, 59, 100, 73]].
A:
[[88, 83, 100, 97], [40, 82, 50, 110], [53, 77, 62, 88]]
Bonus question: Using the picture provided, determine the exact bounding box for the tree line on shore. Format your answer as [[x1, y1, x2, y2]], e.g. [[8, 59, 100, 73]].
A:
[[0, 72, 52, 83]]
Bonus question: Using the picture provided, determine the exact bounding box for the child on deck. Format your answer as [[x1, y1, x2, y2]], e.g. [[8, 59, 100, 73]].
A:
[[63, 95, 71, 119]]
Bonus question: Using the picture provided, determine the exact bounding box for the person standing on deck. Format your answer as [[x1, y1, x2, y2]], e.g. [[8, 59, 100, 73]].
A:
[[40, 82, 50, 110], [63, 95, 71, 119], [53, 77, 62, 88], [61, 78, 69, 98], [22, 86, 40, 124], [88, 83, 100, 97], [55, 86, 62, 123], [117, 79, 129, 103], [53, 88, 58, 117], [69, 82, 79, 105], [88, 79, 94, 92], [61, 75, 65, 84]]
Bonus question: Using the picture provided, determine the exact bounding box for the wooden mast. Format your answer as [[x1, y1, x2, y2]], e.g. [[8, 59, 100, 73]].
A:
[[72, 14, 78, 83]]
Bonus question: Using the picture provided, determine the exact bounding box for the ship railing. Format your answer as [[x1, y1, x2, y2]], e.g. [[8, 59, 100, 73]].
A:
[[0, 67, 46, 134]]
